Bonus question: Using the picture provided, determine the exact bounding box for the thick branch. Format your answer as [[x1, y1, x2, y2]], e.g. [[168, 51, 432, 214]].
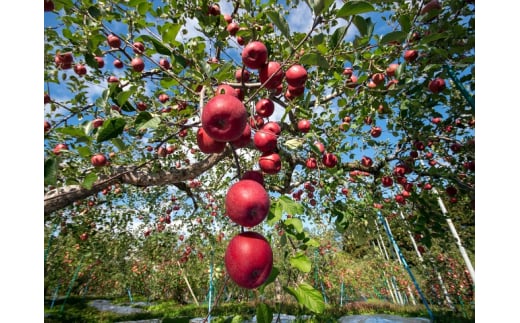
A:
[[44, 150, 231, 217]]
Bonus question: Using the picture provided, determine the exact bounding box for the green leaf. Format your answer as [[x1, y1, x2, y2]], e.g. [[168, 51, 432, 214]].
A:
[[284, 138, 304, 150], [267, 200, 283, 226], [266, 10, 291, 41], [279, 196, 304, 216], [306, 0, 325, 15], [330, 25, 347, 48], [96, 118, 126, 143], [55, 126, 90, 142], [289, 252, 312, 273], [285, 283, 325, 313], [256, 303, 273, 323], [138, 35, 172, 56], [44, 158, 58, 186], [285, 218, 304, 234], [259, 267, 279, 294], [380, 31, 407, 44], [77, 146, 92, 158], [111, 138, 127, 151], [398, 15, 411, 33], [162, 23, 181, 43], [117, 88, 134, 107], [87, 5, 101, 18], [135, 112, 161, 131], [82, 172, 98, 190], [300, 52, 329, 69], [337, 1, 375, 18]]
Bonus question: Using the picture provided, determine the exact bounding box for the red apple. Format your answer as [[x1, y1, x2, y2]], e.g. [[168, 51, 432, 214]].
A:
[[285, 64, 308, 87], [131, 57, 145, 72], [44, 93, 51, 104], [242, 41, 268, 70], [446, 186, 458, 196], [250, 115, 265, 129], [259, 152, 281, 174], [202, 94, 248, 142], [215, 84, 239, 98], [421, 0, 442, 16], [342, 67, 353, 78], [80, 233, 88, 241], [370, 126, 382, 138], [254, 128, 277, 153], [44, 121, 52, 132], [227, 22, 240, 36], [386, 63, 399, 77], [432, 117, 442, 124], [91, 154, 108, 167], [44, 0, 54, 12], [404, 50, 418, 62], [235, 69, 251, 83], [92, 118, 104, 128], [395, 194, 406, 205], [132, 41, 145, 54], [255, 98, 275, 118], [242, 170, 264, 186], [113, 59, 124, 69], [209, 3, 221, 16], [225, 231, 273, 289], [262, 121, 281, 136], [107, 34, 121, 48], [297, 119, 311, 133], [361, 156, 373, 167], [323, 152, 338, 168], [371, 73, 385, 85], [225, 179, 270, 227], [224, 14, 233, 24], [158, 93, 169, 103], [259, 61, 284, 89], [159, 58, 171, 69], [230, 123, 252, 148], [55, 52, 73, 69], [136, 101, 147, 111], [381, 176, 393, 187], [306, 157, 317, 169], [53, 143, 68, 155], [237, 36, 245, 46], [314, 141, 325, 155], [74, 63, 87, 76], [287, 84, 305, 97], [94, 56, 105, 68], [197, 127, 227, 154], [428, 78, 446, 93], [107, 76, 119, 83]]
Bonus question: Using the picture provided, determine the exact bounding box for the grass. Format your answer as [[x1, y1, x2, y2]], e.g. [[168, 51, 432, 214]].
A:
[[44, 296, 474, 322]]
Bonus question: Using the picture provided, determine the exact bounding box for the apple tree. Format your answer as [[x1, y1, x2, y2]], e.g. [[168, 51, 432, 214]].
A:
[[44, 0, 475, 313]]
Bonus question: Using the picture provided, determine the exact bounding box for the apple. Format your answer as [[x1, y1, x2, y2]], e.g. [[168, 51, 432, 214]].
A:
[[262, 121, 281, 136], [159, 58, 171, 69], [107, 34, 121, 48], [255, 98, 275, 118], [94, 56, 105, 68], [242, 41, 268, 69], [386, 63, 399, 77], [306, 157, 317, 169], [235, 69, 250, 83], [107, 76, 119, 83], [253, 128, 277, 153], [209, 3, 221, 16], [423, 183, 433, 190], [410, 150, 418, 158], [346, 75, 358, 88], [230, 123, 252, 148], [250, 115, 265, 129], [236, 36, 245, 46], [158, 93, 170, 103], [132, 41, 145, 54], [404, 50, 418, 62], [297, 119, 311, 133], [44, 93, 51, 104], [259, 61, 284, 89], [364, 116, 373, 125], [361, 156, 373, 167], [197, 127, 227, 154], [80, 233, 88, 241], [44, 121, 52, 132], [227, 22, 240, 36], [136, 101, 147, 111], [285, 64, 308, 87], [225, 179, 270, 227], [314, 141, 325, 155], [259, 152, 281, 174], [215, 84, 239, 98], [91, 154, 108, 167], [395, 194, 406, 205], [432, 117, 442, 124], [55, 52, 73, 69], [131, 57, 145, 72], [225, 231, 273, 289], [381, 176, 393, 187], [202, 94, 248, 142], [92, 118, 104, 128], [322, 152, 338, 168], [446, 186, 458, 196], [370, 126, 382, 138], [414, 140, 425, 151], [73, 63, 87, 76], [44, 0, 54, 11], [371, 73, 385, 85], [287, 84, 305, 97], [113, 59, 124, 69], [421, 0, 442, 16], [208, 57, 219, 64], [242, 170, 264, 186], [428, 78, 446, 93], [224, 14, 233, 24], [53, 143, 68, 155], [342, 67, 353, 78]]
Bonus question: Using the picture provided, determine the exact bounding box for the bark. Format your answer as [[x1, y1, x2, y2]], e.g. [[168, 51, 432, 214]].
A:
[[44, 149, 231, 218]]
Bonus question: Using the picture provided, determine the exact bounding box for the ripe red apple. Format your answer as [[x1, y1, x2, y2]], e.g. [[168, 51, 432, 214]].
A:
[[432, 117, 442, 124], [297, 119, 311, 133], [202, 94, 248, 142], [342, 67, 353, 78], [236, 36, 245, 46], [395, 194, 406, 205], [113, 59, 124, 69], [132, 41, 145, 54], [197, 127, 227, 154], [225, 231, 273, 289], [262, 121, 281, 136], [80, 233, 88, 241], [107, 34, 121, 48], [423, 183, 433, 190], [404, 50, 418, 62], [44, 121, 52, 132], [371, 73, 385, 85], [107, 76, 119, 83], [421, 0, 442, 16], [370, 126, 382, 138], [314, 141, 325, 155], [259, 61, 284, 89], [53, 143, 68, 155], [225, 179, 270, 227], [44, 93, 51, 104], [230, 123, 252, 148], [361, 156, 373, 167], [136, 101, 147, 111], [428, 78, 446, 93], [250, 115, 265, 129], [235, 69, 250, 83], [55, 52, 73, 69], [158, 93, 169, 103], [92, 118, 104, 128], [44, 0, 55, 11], [255, 98, 275, 118], [446, 186, 458, 196], [287, 84, 305, 97], [346, 75, 358, 88], [386, 63, 399, 77], [259, 152, 281, 174], [285, 64, 308, 87], [215, 84, 238, 98], [242, 170, 264, 186], [209, 3, 221, 16], [91, 154, 108, 167], [224, 14, 233, 24], [381, 176, 393, 187], [242, 41, 268, 70], [94, 56, 105, 68], [306, 157, 317, 169], [74, 64, 87, 76], [159, 58, 171, 69], [254, 128, 277, 153], [322, 152, 338, 168], [131, 57, 145, 72], [227, 22, 240, 36]]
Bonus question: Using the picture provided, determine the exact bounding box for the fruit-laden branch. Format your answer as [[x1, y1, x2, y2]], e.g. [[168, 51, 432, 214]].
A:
[[44, 149, 232, 218]]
